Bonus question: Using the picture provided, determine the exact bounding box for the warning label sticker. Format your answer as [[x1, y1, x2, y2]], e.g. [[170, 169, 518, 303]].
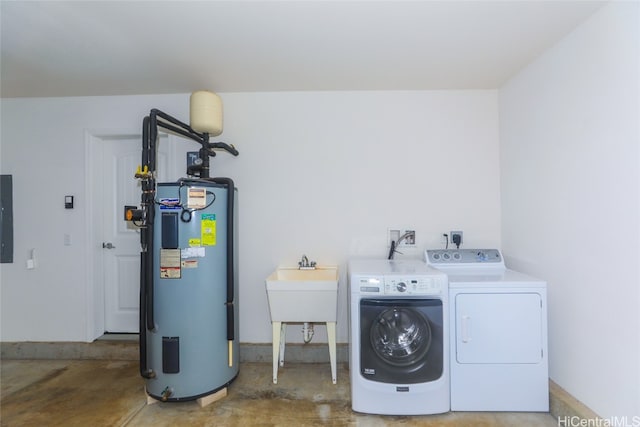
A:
[[201, 213, 216, 246], [188, 188, 206, 209], [160, 249, 181, 279], [182, 259, 198, 269]]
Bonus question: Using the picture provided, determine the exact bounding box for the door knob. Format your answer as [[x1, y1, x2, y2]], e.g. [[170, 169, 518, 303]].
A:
[[102, 242, 116, 249]]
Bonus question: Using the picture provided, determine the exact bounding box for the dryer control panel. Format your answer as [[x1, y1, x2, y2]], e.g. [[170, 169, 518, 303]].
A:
[[426, 249, 503, 267], [384, 276, 443, 295]]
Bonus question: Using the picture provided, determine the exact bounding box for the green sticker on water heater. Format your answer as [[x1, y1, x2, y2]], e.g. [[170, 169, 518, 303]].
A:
[[201, 213, 216, 246]]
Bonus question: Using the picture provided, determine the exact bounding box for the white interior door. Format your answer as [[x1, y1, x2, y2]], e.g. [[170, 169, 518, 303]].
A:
[[102, 134, 174, 332]]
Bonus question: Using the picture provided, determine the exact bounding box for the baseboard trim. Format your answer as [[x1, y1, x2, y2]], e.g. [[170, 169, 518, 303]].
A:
[[0, 340, 348, 363], [549, 379, 602, 422], [1, 339, 139, 360]]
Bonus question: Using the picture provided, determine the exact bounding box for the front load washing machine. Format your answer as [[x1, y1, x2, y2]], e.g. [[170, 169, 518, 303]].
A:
[[348, 259, 449, 415], [426, 249, 548, 412]]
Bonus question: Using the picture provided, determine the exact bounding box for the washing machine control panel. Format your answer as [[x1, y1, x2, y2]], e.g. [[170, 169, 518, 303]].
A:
[[356, 276, 384, 294], [384, 276, 442, 295]]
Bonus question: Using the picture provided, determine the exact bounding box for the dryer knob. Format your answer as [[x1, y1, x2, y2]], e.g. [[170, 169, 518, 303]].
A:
[[396, 282, 407, 292]]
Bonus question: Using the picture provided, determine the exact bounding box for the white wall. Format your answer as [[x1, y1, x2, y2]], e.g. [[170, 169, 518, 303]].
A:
[[0, 90, 501, 344], [500, 2, 639, 419], [0, 95, 184, 341]]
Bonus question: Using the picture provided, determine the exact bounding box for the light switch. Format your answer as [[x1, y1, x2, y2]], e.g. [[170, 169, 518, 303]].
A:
[[26, 248, 36, 269]]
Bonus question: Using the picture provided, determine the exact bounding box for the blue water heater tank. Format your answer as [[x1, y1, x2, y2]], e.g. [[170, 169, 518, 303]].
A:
[[144, 179, 239, 401]]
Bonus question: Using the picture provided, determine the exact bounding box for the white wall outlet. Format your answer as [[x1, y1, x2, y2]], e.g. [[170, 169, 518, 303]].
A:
[[451, 230, 463, 247]]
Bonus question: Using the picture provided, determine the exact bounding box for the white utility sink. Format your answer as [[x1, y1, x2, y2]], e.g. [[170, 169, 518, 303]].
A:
[[265, 267, 338, 322], [265, 266, 339, 384]]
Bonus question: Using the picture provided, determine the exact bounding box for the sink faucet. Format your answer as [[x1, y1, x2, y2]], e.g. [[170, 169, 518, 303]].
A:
[[298, 254, 317, 270]]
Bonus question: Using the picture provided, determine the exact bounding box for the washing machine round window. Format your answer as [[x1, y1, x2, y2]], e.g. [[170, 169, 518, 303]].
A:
[[370, 308, 431, 367], [359, 298, 443, 384]]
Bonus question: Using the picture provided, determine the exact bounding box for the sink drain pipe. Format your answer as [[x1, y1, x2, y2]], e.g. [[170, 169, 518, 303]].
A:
[[302, 322, 315, 343]]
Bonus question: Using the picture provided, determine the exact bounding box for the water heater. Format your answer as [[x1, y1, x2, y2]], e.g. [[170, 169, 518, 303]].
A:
[[127, 95, 240, 402], [145, 179, 239, 401]]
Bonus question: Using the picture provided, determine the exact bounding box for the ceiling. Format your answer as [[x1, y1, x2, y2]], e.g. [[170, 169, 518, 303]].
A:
[[1, 1, 605, 98]]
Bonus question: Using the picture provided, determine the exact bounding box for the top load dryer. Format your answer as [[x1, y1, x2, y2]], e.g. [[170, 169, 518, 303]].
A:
[[426, 249, 549, 412]]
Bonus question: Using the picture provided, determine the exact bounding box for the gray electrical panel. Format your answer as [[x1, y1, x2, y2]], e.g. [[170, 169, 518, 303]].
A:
[[1, 175, 13, 263]]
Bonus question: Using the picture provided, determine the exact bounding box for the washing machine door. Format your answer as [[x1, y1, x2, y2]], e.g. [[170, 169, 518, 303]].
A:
[[360, 299, 443, 384], [370, 307, 431, 366]]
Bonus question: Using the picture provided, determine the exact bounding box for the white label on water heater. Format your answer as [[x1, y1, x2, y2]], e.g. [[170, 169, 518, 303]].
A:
[[160, 249, 181, 279], [187, 187, 206, 209], [182, 259, 198, 269], [181, 247, 205, 258]]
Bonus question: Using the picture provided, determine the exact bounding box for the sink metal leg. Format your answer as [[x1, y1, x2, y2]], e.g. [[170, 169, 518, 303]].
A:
[[327, 321, 337, 384], [279, 323, 286, 367], [272, 321, 281, 384]]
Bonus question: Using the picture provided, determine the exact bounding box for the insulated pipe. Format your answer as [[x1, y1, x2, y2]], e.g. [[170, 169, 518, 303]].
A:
[[152, 108, 202, 142], [154, 115, 202, 144], [141, 116, 150, 182], [210, 177, 236, 343], [139, 253, 147, 376], [143, 115, 156, 332], [139, 116, 154, 379], [209, 142, 239, 157], [200, 133, 211, 179], [152, 109, 238, 156], [151, 109, 238, 178], [149, 113, 158, 177], [139, 254, 154, 379], [145, 201, 155, 332]]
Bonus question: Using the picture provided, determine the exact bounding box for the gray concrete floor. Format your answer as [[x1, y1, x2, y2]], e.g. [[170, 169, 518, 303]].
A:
[[1, 359, 558, 426]]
